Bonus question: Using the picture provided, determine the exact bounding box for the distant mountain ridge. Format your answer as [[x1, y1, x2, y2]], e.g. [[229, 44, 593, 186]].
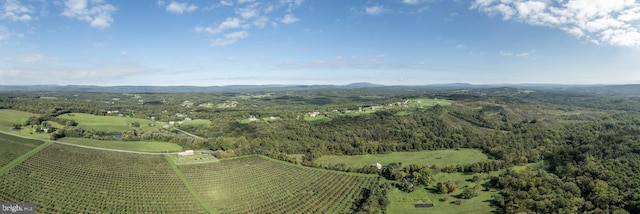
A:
[[0, 83, 639, 95]]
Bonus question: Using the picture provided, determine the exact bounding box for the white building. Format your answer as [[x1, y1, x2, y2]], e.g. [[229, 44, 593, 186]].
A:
[[372, 163, 382, 170], [178, 150, 195, 156]]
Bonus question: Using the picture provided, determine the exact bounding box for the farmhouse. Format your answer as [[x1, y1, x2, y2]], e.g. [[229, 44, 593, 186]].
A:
[[178, 150, 195, 156]]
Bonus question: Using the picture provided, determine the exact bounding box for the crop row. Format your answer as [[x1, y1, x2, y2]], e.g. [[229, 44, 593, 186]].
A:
[[0, 132, 42, 168], [179, 156, 379, 214], [0, 144, 208, 213]]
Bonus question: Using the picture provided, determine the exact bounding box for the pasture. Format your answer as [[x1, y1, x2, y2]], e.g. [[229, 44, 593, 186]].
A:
[[58, 113, 156, 132], [58, 137, 183, 153], [0, 109, 37, 130], [315, 149, 488, 168], [387, 172, 496, 214]]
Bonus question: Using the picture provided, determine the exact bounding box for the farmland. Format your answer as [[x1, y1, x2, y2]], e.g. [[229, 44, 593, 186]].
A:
[[0, 136, 382, 213], [58, 137, 183, 153], [2, 85, 640, 213], [0, 132, 42, 168], [315, 149, 489, 168], [179, 156, 380, 214], [58, 113, 157, 132], [0, 144, 208, 213]]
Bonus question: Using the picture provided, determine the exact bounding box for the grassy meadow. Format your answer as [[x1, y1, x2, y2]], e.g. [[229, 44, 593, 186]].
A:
[[181, 119, 212, 126], [0, 109, 37, 130], [387, 172, 497, 214], [58, 113, 157, 132], [58, 137, 183, 153], [315, 149, 488, 168]]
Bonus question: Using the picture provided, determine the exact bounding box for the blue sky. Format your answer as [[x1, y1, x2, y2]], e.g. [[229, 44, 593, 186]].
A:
[[1, 0, 639, 86]]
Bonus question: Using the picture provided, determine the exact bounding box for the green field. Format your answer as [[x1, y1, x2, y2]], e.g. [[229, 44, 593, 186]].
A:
[[315, 149, 488, 168], [387, 172, 496, 214], [181, 119, 212, 126], [179, 156, 379, 214], [0, 109, 37, 130], [58, 137, 183, 153], [58, 113, 157, 132], [0, 144, 208, 213], [409, 98, 451, 108]]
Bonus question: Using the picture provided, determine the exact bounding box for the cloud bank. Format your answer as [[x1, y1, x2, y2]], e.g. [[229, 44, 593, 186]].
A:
[[471, 0, 640, 47]]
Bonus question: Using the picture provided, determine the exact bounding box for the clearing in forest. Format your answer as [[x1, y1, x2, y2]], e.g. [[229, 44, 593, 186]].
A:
[[315, 149, 488, 168], [387, 172, 496, 214]]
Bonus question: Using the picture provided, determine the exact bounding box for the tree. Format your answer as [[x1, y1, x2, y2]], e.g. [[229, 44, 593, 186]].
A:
[[436, 182, 449, 194], [460, 187, 478, 199], [66, 120, 77, 126]]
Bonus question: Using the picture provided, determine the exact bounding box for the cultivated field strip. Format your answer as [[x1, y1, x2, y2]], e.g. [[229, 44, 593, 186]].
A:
[[0, 144, 208, 213], [0, 132, 42, 168], [179, 156, 379, 214]]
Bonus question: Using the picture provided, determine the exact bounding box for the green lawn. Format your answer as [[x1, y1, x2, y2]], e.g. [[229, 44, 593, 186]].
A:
[[387, 172, 497, 214], [315, 149, 488, 168], [0, 109, 37, 130], [58, 113, 157, 132], [58, 137, 183, 153]]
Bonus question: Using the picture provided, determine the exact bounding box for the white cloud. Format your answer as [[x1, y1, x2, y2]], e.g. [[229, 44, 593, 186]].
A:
[[195, 17, 244, 35], [499, 50, 533, 58], [403, 0, 420, 5], [471, 0, 640, 47], [365, 5, 385, 15], [196, 0, 304, 47], [164, 1, 198, 14], [1, 0, 33, 22], [61, 0, 117, 29], [281, 13, 299, 24], [456, 44, 465, 49], [220, 0, 233, 6], [236, 5, 258, 19], [210, 31, 248, 46]]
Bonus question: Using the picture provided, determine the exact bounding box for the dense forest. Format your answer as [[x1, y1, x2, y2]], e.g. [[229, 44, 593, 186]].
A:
[[1, 85, 639, 213]]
